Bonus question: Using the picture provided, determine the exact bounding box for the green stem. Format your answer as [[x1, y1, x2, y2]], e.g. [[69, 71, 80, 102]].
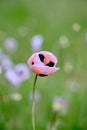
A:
[[32, 74, 38, 130], [49, 112, 57, 130]]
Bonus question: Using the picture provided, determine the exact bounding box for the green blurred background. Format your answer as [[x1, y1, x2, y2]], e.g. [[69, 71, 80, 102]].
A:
[[0, 0, 87, 130]]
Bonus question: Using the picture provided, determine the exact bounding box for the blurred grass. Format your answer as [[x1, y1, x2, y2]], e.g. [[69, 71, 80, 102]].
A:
[[0, 0, 87, 130]]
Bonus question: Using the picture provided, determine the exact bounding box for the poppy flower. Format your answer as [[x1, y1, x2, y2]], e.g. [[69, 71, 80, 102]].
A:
[[27, 51, 60, 76], [27, 51, 60, 130]]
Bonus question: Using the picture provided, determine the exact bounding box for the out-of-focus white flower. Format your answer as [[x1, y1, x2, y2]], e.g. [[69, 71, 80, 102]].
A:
[[10, 93, 22, 101], [0, 48, 14, 70], [29, 91, 41, 103], [4, 37, 18, 52], [72, 23, 81, 32], [14, 63, 30, 81], [1, 55, 14, 70], [30, 35, 44, 51], [64, 61, 73, 73], [52, 96, 67, 112], [5, 63, 30, 86], [5, 69, 21, 86], [59, 36, 69, 48]]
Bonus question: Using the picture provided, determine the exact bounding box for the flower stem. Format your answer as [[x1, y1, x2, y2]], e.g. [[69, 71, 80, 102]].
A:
[[32, 74, 38, 130], [49, 112, 57, 130]]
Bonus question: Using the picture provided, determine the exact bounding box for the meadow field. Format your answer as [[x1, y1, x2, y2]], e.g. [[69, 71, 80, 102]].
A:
[[0, 0, 87, 130]]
